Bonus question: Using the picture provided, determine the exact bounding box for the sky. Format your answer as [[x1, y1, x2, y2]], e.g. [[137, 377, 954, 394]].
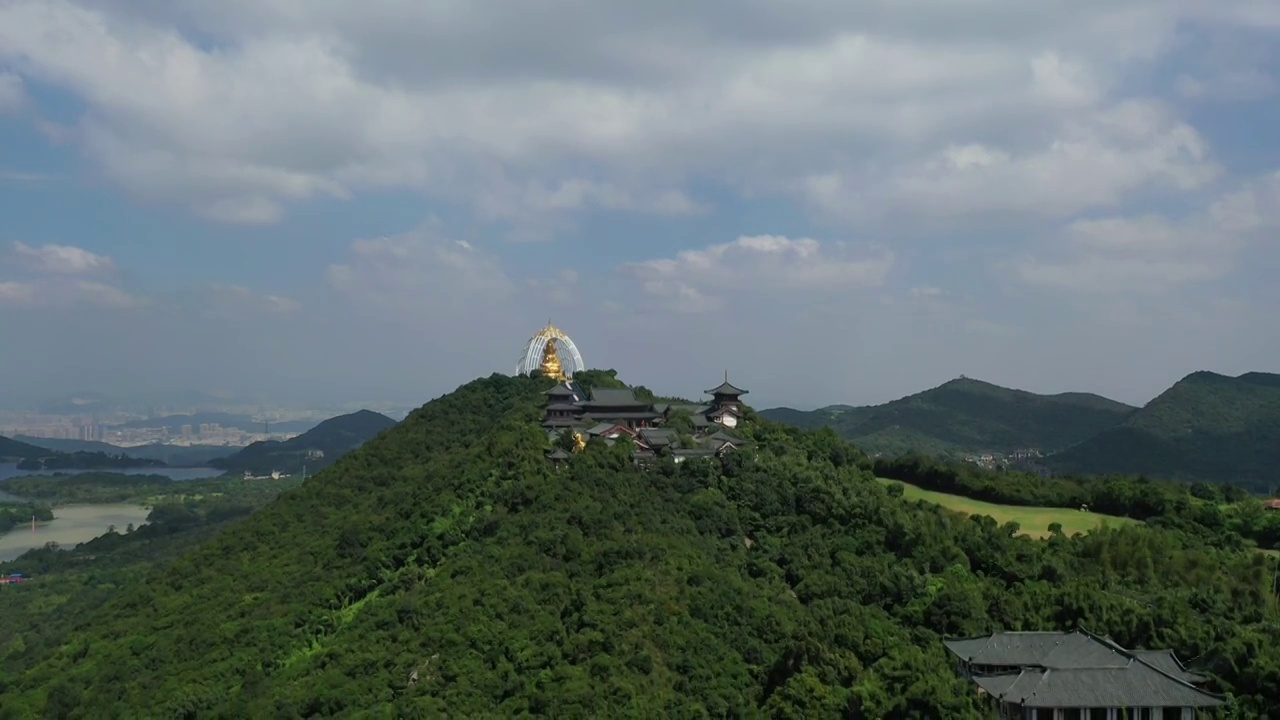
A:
[[0, 1, 1278, 411]]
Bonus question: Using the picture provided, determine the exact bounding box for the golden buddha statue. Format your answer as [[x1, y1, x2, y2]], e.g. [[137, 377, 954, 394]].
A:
[[539, 339, 567, 381], [571, 430, 586, 453]]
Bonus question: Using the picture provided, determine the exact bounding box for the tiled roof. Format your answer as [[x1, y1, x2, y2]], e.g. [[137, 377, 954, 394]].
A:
[[1130, 650, 1206, 685], [974, 663, 1222, 709], [705, 380, 748, 396], [586, 387, 641, 405], [945, 631, 1126, 669], [580, 411, 662, 421], [948, 630, 1223, 710]]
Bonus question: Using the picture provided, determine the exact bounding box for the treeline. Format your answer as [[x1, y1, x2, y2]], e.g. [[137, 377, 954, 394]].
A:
[[874, 454, 1280, 549], [3, 472, 301, 506], [0, 503, 53, 534], [16, 451, 165, 471]]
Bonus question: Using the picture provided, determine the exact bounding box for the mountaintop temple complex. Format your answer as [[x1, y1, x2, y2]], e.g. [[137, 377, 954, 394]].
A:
[[520, 324, 750, 464]]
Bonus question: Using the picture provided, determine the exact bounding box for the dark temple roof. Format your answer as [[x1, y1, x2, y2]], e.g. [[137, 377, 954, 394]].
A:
[[946, 629, 1223, 710], [704, 380, 748, 397], [973, 664, 1222, 709], [545, 382, 579, 400], [585, 387, 645, 406], [1130, 649, 1206, 685], [944, 631, 1126, 669]]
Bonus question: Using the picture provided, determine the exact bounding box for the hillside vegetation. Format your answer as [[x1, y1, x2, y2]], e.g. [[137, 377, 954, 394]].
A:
[[761, 377, 1134, 456], [0, 435, 162, 471], [14, 436, 231, 467], [0, 436, 60, 461], [210, 409, 396, 475], [1046, 371, 1280, 492], [1, 374, 1277, 717]]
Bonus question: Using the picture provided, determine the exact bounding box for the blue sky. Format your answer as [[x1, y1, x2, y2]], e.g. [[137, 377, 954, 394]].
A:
[[1, 1, 1278, 411]]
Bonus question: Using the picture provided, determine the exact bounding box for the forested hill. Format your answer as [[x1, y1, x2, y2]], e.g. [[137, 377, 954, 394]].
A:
[[0, 435, 56, 460], [4, 373, 1277, 716], [209, 409, 397, 475], [1045, 371, 1280, 491], [0, 435, 164, 471], [760, 377, 1134, 456]]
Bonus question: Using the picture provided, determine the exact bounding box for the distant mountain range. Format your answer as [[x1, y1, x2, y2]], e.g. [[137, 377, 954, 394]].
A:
[[0, 435, 58, 461], [210, 410, 397, 475], [0, 435, 165, 471], [12, 437, 232, 467], [761, 371, 1280, 491], [113, 413, 318, 435]]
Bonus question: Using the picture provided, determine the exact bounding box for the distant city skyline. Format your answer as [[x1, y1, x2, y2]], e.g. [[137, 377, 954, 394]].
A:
[[1, 2, 1278, 412]]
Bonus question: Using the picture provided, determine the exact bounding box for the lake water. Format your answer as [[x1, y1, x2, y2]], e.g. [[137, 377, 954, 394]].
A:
[[0, 503, 153, 562], [0, 463, 222, 483]]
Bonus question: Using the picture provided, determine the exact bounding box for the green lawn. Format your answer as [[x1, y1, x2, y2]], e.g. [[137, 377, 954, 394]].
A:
[[876, 478, 1139, 539]]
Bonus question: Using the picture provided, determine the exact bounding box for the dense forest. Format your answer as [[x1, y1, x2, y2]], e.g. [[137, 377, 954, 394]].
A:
[[764, 371, 1280, 492], [1044, 371, 1280, 491], [0, 374, 1277, 717]]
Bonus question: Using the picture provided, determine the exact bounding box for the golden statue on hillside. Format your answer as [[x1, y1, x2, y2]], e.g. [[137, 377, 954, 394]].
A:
[[539, 338, 567, 381], [571, 430, 586, 453]]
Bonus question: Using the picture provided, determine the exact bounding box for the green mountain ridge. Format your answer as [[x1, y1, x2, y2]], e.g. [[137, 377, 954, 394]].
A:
[[3, 373, 1277, 717], [13, 436, 233, 467], [0, 435, 58, 461], [209, 409, 397, 475], [761, 377, 1135, 456], [1044, 371, 1280, 490]]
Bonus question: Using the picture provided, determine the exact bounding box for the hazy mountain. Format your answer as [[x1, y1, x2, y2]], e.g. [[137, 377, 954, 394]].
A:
[[209, 410, 397, 475]]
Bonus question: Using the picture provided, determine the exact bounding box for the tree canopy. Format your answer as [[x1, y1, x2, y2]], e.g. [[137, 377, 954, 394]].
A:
[[1, 373, 1277, 717]]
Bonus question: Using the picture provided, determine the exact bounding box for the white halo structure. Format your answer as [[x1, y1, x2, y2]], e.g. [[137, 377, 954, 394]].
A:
[[517, 322, 586, 378]]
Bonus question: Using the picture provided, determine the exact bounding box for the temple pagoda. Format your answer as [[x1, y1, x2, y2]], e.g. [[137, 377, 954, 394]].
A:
[[703, 372, 749, 428]]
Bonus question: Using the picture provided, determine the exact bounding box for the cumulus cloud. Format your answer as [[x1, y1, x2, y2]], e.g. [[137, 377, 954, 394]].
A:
[[625, 234, 893, 313], [199, 284, 303, 318], [327, 230, 515, 309], [0, 0, 1268, 228], [803, 100, 1219, 225], [12, 241, 114, 275], [0, 242, 140, 308], [1009, 173, 1280, 294], [0, 281, 36, 305], [1, 0, 1278, 408]]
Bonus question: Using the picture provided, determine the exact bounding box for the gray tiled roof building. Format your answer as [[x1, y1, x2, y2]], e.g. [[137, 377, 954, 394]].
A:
[[944, 629, 1223, 720]]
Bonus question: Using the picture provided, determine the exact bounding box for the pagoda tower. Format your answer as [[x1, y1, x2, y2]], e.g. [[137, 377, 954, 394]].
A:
[[705, 371, 748, 413]]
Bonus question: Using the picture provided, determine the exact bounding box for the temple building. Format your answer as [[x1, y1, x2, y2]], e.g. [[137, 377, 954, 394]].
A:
[[944, 629, 1223, 720], [540, 373, 751, 463]]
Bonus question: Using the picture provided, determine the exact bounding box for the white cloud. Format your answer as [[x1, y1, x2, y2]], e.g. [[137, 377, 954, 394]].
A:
[[73, 280, 146, 309], [0, 281, 36, 305], [910, 286, 946, 298], [327, 229, 515, 308], [200, 284, 302, 318], [0, 72, 23, 113], [625, 234, 893, 313], [803, 100, 1219, 225], [0, 0, 1269, 227], [1008, 173, 1280, 294], [12, 241, 115, 275]]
